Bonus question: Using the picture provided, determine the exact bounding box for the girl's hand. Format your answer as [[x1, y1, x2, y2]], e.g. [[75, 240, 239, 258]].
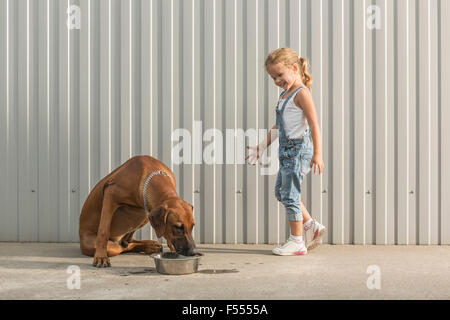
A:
[[246, 144, 265, 166], [310, 153, 325, 175]]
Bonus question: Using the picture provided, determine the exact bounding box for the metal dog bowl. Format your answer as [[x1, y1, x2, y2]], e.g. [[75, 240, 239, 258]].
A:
[[151, 252, 201, 275]]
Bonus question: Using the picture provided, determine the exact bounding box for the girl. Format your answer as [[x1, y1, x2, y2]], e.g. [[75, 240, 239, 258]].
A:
[[246, 47, 326, 255]]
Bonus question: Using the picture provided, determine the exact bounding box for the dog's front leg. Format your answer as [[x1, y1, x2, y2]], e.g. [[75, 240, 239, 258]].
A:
[[93, 188, 120, 268]]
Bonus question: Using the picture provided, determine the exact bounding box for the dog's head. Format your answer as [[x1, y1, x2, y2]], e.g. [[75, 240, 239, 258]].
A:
[[148, 198, 201, 256]]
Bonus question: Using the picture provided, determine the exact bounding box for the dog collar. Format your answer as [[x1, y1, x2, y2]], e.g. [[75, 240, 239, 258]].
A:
[[143, 170, 171, 213]]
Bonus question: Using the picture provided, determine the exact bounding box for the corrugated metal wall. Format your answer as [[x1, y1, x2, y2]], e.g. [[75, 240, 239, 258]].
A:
[[1, 0, 449, 244]]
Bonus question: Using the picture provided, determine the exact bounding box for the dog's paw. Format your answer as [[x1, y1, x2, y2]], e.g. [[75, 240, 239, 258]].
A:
[[93, 255, 111, 268], [141, 243, 163, 254]]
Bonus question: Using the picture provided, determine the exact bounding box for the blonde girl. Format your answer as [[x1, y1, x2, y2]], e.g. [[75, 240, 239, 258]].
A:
[[246, 47, 326, 255]]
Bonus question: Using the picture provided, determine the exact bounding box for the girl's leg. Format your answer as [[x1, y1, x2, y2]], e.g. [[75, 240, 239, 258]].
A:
[[289, 220, 303, 236], [300, 199, 312, 223], [289, 200, 312, 236]]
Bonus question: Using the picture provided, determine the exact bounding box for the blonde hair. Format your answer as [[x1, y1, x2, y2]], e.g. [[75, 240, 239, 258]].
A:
[[265, 47, 313, 89]]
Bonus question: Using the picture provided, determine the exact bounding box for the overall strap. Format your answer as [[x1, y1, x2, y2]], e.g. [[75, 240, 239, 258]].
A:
[[279, 86, 307, 114]]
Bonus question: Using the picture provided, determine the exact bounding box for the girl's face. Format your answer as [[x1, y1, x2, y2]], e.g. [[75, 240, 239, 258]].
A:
[[266, 62, 300, 91]]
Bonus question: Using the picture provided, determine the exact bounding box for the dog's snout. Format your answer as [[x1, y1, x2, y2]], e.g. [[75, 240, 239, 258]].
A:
[[172, 237, 198, 256], [178, 244, 197, 256], [184, 247, 196, 256]]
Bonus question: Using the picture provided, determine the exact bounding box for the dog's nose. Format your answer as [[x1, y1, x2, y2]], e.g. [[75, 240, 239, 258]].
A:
[[185, 247, 196, 256]]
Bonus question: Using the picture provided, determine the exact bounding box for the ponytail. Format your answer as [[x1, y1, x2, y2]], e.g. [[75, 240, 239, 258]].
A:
[[298, 56, 313, 89]]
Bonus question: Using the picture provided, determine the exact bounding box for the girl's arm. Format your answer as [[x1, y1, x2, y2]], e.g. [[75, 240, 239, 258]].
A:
[[263, 123, 278, 148], [294, 89, 325, 174], [294, 90, 321, 155], [246, 124, 277, 165]]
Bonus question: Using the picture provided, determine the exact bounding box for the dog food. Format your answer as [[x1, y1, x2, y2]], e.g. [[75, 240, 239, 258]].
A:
[[161, 252, 181, 259]]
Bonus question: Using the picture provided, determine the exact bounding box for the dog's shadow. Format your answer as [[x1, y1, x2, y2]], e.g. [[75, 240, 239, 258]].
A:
[[0, 258, 161, 276], [0, 243, 274, 276], [0, 244, 162, 276]]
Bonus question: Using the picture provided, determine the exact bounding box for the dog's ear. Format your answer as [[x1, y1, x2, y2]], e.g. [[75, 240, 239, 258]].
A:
[[182, 200, 194, 212], [148, 204, 169, 238]]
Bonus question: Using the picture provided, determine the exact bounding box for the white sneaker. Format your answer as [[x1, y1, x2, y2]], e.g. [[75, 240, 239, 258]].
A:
[[272, 238, 307, 256], [304, 219, 326, 250]]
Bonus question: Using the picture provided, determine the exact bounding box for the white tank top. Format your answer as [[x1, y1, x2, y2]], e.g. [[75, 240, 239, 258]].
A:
[[277, 90, 310, 140]]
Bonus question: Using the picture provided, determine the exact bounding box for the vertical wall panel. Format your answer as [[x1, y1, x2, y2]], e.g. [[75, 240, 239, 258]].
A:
[[235, 0, 245, 244], [17, 0, 31, 240], [161, 0, 172, 170], [69, 0, 80, 242], [397, 0, 410, 244], [441, 0, 450, 245], [408, 0, 418, 244], [310, 0, 324, 235], [365, 0, 374, 244], [0, 0, 14, 241], [0, 0, 7, 240], [9, 0, 19, 241], [343, 0, 351, 244], [110, 0, 120, 177], [29, 0, 40, 241], [224, 0, 237, 244], [0, 0, 449, 244], [0, 1, 5, 237], [418, 0, 431, 244], [429, 0, 439, 245], [354, 0, 366, 244], [375, 0, 388, 244], [332, 0, 345, 244], [386, 0, 396, 245], [47, 0, 59, 241], [204, 0, 216, 243], [120, 0, 131, 163], [245, 0, 259, 243], [321, 0, 331, 243], [78, 0, 90, 220], [99, 0, 111, 176], [57, 0, 70, 241]]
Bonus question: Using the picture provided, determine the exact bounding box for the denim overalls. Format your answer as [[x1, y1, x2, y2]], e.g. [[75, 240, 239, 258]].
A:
[[274, 86, 314, 221]]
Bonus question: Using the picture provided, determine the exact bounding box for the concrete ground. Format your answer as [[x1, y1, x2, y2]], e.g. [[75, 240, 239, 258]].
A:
[[0, 242, 449, 300]]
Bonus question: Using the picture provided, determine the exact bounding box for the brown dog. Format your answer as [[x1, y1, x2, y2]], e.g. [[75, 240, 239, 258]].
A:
[[79, 155, 199, 268]]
